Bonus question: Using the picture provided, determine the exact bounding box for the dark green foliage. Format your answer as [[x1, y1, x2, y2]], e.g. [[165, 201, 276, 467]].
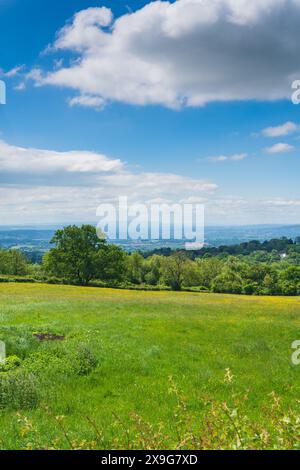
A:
[[161, 252, 188, 291], [0, 249, 28, 276], [147, 236, 296, 258], [44, 225, 126, 286], [95, 244, 126, 284]]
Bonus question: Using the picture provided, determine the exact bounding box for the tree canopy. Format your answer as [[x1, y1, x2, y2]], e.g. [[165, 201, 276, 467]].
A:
[[44, 225, 126, 285]]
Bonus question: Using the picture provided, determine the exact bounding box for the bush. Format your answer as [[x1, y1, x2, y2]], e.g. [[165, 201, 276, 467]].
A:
[[243, 283, 258, 295], [0, 355, 21, 373], [89, 280, 107, 288], [74, 346, 98, 376], [24, 350, 69, 375], [0, 276, 37, 284], [280, 281, 298, 296], [46, 277, 65, 285], [212, 277, 243, 294], [185, 286, 210, 293], [0, 371, 39, 409]]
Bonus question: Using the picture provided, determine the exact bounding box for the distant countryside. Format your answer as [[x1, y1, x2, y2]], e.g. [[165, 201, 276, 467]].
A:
[[1, 225, 300, 296]]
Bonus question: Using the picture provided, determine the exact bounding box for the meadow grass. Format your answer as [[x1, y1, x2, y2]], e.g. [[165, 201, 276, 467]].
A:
[[0, 283, 300, 449]]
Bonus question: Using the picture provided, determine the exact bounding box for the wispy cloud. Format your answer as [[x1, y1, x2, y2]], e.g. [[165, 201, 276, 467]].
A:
[[264, 198, 300, 207], [68, 95, 105, 110], [1, 65, 24, 78], [207, 153, 247, 163], [265, 143, 294, 154]]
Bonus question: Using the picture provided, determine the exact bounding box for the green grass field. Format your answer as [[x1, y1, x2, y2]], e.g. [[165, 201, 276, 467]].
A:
[[0, 283, 300, 449]]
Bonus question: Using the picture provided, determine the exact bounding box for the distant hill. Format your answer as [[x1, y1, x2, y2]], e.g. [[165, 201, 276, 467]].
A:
[[0, 224, 299, 253]]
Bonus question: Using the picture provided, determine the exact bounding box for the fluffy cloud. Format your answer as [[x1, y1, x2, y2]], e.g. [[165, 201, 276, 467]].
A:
[[262, 122, 299, 137], [265, 142, 295, 154], [0, 139, 217, 222], [0, 140, 123, 175], [31, 0, 300, 109]]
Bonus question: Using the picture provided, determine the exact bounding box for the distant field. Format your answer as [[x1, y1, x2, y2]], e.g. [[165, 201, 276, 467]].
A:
[[0, 284, 300, 450]]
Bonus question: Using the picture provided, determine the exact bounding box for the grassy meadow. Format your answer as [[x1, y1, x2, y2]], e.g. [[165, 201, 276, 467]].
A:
[[0, 283, 300, 449]]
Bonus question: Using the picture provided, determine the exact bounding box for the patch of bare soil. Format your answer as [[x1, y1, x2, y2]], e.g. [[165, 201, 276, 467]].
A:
[[33, 333, 65, 341]]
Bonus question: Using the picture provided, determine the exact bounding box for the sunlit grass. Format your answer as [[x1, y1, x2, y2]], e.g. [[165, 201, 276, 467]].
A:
[[0, 283, 300, 449]]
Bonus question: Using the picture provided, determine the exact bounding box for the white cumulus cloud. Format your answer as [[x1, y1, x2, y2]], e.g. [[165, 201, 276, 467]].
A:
[[28, 0, 300, 109]]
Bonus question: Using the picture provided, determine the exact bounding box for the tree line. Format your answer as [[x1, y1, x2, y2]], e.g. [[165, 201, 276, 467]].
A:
[[1, 225, 300, 296]]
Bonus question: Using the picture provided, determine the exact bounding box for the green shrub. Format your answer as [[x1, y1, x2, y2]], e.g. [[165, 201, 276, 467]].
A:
[[185, 286, 210, 293], [0, 355, 21, 373], [74, 346, 98, 376], [23, 349, 73, 378], [15, 277, 37, 283], [243, 283, 258, 295], [46, 277, 64, 285], [280, 281, 298, 296], [0, 276, 37, 284], [89, 280, 106, 288], [0, 371, 38, 409]]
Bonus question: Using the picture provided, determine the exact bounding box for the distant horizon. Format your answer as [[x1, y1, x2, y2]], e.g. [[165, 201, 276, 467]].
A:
[[0, 222, 300, 230], [0, 222, 300, 231]]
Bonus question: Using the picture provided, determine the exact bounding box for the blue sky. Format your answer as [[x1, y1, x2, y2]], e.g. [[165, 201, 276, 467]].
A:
[[1, 0, 300, 225]]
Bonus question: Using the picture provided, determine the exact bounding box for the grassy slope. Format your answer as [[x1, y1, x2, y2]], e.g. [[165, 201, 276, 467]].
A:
[[0, 283, 300, 449]]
